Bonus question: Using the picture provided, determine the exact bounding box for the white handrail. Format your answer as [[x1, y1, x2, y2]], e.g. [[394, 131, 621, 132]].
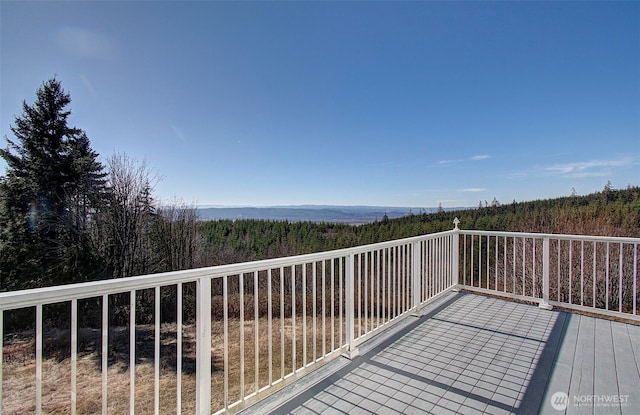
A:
[[460, 229, 640, 244], [2, 222, 638, 415], [0, 230, 456, 310], [459, 229, 640, 319], [1, 228, 460, 415]]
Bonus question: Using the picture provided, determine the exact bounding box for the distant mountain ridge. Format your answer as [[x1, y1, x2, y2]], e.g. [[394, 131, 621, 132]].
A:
[[197, 205, 469, 224]]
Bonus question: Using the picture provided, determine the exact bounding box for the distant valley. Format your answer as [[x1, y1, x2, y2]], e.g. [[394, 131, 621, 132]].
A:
[[196, 205, 468, 225]]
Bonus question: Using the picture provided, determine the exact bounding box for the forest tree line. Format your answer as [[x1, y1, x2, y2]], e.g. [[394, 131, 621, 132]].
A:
[[2, 78, 639, 297]]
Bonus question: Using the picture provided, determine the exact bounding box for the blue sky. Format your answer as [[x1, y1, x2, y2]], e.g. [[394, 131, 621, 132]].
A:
[[1, 1, 638, 208]]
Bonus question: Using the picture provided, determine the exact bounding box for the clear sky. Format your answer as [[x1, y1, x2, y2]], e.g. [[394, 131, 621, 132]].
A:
[[1, 1, 638, 208]]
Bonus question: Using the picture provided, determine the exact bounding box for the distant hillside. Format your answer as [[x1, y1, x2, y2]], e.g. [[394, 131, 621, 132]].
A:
[[197, 187, 640, 266], [197, 205, 468, 224]]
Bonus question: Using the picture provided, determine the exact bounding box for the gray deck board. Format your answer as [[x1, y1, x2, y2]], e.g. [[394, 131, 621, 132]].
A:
[[611, 322, 640, 415], [627, 324, 640, 375], [594, 318, 621, 415], [240, 292, 640, 415], [566, 315, 596, 415], [541, 313, 579, 413]]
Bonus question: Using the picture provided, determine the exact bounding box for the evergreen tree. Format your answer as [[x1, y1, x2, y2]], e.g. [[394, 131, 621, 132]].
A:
[[0, 78, 107, 290]]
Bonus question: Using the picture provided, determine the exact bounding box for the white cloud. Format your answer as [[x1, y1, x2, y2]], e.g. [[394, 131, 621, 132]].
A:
[[435, 155, 491, 166], [470, 155, 491, 161], [525, 158, 634, 178], [460, 188, 487, 193], [56, 26, 116, 60], [437, 159, 460, 165]]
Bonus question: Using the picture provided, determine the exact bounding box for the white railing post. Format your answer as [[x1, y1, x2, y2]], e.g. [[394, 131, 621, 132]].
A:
[[412, 242, 421, 311], [452, 218, 460, 289], [344, 253, 359, 359], [539, 237, 553, 310], [195, 276, 212, 415]]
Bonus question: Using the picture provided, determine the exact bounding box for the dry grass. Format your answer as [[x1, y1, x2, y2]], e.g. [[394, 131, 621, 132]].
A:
[[2, 313, 353, 415], [3, 325, 196, 415], [2, 277, 398, 415]]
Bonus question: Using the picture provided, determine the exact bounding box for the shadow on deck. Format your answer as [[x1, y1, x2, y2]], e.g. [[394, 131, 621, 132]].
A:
[[241, 292, 640, 415]]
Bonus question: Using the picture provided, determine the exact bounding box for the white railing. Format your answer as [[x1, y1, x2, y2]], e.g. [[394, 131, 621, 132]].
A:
[[0, 229, 457, 415], [459, 230, 640, 321], [2, 224, 638, 415]]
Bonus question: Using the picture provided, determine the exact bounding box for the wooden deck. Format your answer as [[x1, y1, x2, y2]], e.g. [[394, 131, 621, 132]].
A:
[[241, 292, 640, 415]]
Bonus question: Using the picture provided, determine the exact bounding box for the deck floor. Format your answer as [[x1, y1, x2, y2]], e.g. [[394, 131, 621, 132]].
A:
[[242, 292, 640, 415]]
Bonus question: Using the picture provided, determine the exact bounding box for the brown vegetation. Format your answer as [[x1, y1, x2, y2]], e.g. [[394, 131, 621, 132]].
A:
[[2, 313, 351, 415]]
